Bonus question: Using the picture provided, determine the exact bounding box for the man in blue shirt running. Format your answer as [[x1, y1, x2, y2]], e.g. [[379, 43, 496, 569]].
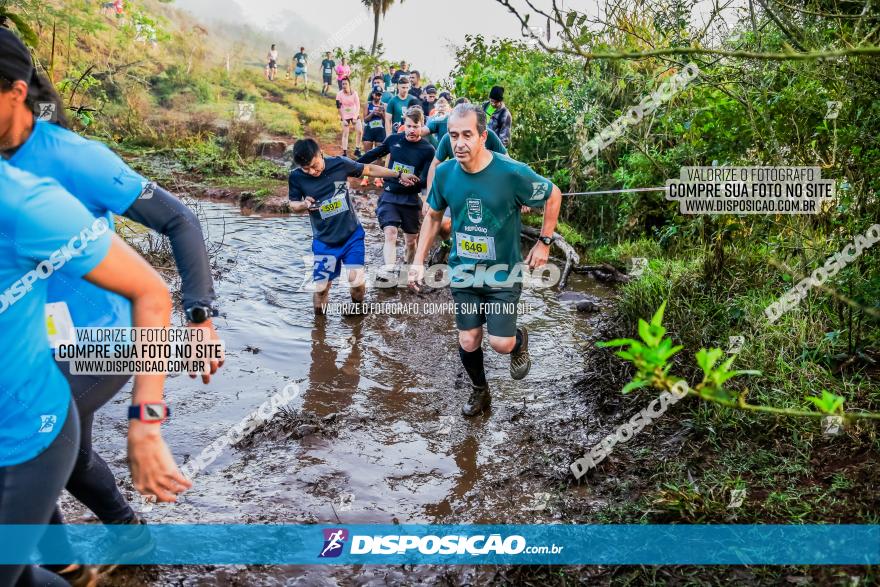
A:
[[289, 139, 418, 314]]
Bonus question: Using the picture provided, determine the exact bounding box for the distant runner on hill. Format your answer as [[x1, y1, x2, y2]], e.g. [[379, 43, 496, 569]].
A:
[[293, 47, 308, 89], [335, 57, 351, 90], [320, 52, 335, 96], [266, 44, 278, 81]]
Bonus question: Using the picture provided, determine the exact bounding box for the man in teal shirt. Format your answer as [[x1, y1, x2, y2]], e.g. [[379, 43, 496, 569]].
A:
[[423, 122, 508, 241], [384, 76, 419, 135], [409, 104, 562, 417]]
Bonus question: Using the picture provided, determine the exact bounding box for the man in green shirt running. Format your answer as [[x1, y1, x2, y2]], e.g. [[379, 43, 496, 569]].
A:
[[384, 76, 419, 135], [422, 117, 508, 241], [409, 103, 562, 417]]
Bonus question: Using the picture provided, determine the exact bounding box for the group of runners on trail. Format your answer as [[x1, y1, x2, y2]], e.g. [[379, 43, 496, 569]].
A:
[[287, 58, 561, 422], [0, 26, 551, 584]]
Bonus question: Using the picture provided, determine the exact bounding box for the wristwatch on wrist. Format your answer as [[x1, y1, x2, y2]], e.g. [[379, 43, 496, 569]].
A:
[[538, 234, 554, 246], [128, 402, 170, 423], [396, 169, 403, 179], [185, 304, 217, 324]]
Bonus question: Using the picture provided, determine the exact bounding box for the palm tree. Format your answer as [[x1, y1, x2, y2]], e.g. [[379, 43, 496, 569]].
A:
[[362, 0, 401, 56]]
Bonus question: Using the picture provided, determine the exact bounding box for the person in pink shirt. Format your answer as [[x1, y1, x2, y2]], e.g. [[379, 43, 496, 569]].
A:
[[335, 57, 351, 90], [335, 77, 363, 158]]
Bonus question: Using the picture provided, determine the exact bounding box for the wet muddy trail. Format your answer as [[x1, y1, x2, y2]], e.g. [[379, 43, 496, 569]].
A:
[[62, 186, 621, 585]]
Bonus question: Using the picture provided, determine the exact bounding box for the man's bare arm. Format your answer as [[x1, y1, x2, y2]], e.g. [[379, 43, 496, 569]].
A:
[[416, 207, 443, 261], [524, 185, 563, 269]]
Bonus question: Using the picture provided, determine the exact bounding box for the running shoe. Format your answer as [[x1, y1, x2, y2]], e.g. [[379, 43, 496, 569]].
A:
[[354, 147, 363, 158], [360, 176, 370, 187], [99, 514, 156, 567], [373, 178, 383, 188], [462, 384, 491, 417], [58, 565, 98, 587], [342, 150, 348, 158], [509, 327, 531, 380], [374, 265, 398, 287]]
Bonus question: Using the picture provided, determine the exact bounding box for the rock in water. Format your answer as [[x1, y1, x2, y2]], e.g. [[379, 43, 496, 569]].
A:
[[576, 300, 599, 312]]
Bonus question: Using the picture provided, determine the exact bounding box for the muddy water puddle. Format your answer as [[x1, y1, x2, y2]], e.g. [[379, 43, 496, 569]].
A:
[[68, 196, 615, 585]]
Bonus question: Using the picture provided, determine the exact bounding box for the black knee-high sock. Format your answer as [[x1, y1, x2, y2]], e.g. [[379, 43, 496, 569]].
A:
[[459, 346, 487, 388], [511, 328, 523, 355]]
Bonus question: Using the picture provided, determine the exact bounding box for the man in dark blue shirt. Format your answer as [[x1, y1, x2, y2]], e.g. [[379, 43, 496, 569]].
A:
[[320, 52, 335, 96], [358, 108, 435, 280], [289, 139, 417, 313]]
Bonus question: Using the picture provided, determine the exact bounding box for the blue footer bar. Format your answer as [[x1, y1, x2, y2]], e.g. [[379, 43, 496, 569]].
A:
[[2, 524, 878, 565]]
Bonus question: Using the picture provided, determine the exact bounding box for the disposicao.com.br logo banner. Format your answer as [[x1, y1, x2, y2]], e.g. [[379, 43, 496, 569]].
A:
[[5, 524, 880, 565]]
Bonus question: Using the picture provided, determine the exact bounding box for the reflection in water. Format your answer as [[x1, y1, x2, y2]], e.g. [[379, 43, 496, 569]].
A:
[[303, 316, 363, 418], [425, 433, 480, 519]]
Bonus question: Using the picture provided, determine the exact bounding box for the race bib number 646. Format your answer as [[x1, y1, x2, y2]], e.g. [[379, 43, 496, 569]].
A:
[[455, 232, 496, 260]]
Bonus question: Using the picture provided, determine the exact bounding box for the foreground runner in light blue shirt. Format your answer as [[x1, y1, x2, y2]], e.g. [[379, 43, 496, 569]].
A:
[[0, 28, 202, 582], [0, 161, 190, 586]]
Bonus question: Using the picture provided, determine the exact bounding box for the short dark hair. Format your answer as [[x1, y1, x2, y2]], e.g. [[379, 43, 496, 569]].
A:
[[293, 138, 321, 167], [410, 70, 420, 78], [372, 75, 383, 82], [454, 97, 470, 106], [398, 76, 410, 85], [404, 105, 424, 125], [449, 103, 486, 135]]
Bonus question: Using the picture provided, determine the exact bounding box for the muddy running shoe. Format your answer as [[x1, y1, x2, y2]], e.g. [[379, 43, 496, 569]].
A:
[[99, 515, 155, 569], [374, 265, 398, 287], [509, 326, 531, 380], [462, 384, 491, 417], [58, 565, 98, 587]]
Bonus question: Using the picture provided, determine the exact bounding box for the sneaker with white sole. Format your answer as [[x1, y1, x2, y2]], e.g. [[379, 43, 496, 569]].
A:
[[462, 384, 491, 417], [509, 327, 531, 380]]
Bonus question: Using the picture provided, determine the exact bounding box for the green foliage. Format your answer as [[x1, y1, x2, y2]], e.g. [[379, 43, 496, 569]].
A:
[[598, 301, 878, 420], [150, 65, 214, 107], [806, 390, 845, 415], [451, 35, 591, 184], [597, 301, 685, 391]]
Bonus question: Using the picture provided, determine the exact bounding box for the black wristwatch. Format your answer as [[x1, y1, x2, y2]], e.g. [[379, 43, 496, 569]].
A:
[[538, 235, 554, 246], [185, 304, 218, 324]]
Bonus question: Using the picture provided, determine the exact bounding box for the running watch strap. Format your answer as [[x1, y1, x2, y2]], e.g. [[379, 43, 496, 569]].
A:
[[128, 403, 170, 423]]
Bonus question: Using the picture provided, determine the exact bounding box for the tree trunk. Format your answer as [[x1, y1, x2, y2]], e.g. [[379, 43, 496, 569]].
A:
[[521, 225, 580, 290], [370, 8, 380, 55]]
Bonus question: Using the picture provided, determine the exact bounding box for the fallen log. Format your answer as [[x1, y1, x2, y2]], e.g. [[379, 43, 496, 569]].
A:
[[571, 262, 630, 283], [521, 226, 580, 289]]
